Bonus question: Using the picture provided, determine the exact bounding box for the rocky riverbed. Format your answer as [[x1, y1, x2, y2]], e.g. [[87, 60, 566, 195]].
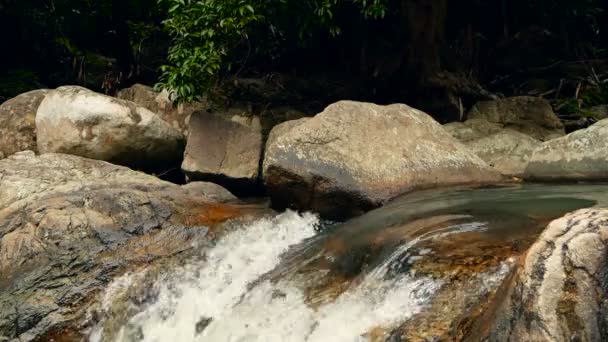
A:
[[1, 85, 608, 341]]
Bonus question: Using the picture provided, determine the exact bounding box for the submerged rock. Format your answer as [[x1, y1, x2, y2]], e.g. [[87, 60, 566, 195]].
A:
[[0, 89, 48, 159], [0, 152, 260, 341], [36, 86, 185, 171], [263, 100, 501, 220], [181, 182, 237, 203], [525, 119, 608, 181], [467, 96, 565, 141], [488, 208, 608, 341], [466, 129, 541, 177], [116, 83, 203, 136], [182, 111, 264, 196]]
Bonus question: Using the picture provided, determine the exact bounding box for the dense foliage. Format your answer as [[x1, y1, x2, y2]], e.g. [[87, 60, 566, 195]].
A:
[[156, 0, 607, 103], [1, 0, 607, 109], [0, 0, 163, 100]]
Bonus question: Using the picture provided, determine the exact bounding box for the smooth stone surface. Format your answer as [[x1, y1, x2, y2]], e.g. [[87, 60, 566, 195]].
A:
[[182, 111, 263, 196], [466, 129, 542, 177], [181, 182, 237, 203], [524, 119, 608, 181], [263, 100, 501, 219], [36, 86, 184, 171]]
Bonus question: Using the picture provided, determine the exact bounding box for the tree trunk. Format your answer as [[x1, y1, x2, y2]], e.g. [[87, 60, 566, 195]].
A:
[[401, 0, 448, 83]]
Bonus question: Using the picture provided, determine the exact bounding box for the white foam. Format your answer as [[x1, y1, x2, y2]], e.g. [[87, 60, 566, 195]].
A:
[[200, 276, 439, 342], [112, 210, 319, 342], [97, 210, 443, 342]]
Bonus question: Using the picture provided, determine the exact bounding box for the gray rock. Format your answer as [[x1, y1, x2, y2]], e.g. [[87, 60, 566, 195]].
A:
[[0, 89, 48, 159], [36, 86, 185, 171], [465, 129, 542, 177], [263, 100, 501, 219], [489, 208, 608, 341], [443, 118, 503, 142], [182, 111, 263, 195], [181, 182, 237, 202], [116, 84, 204, 136], [467, 96, 565, 141], [0, 152, 257, 341], [524, 119, 608, 181], [265, 117, 310, 151]]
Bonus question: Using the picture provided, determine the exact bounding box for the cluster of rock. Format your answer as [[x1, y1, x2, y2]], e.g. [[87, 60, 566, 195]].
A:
[[1, 83, 608, 340], [3, 85, 608, 217], [0, 152, 262, 341]]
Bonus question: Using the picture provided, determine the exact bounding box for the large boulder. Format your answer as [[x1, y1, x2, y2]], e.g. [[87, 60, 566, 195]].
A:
[[116, 84, 204, 136], [0, 151, 260, 341], [0, 89, 48, 159], [263, 101, 502, 219], [467, 96, 565, 141], [465, 129, 542, 177], [182, 111, 264, 196], [36, 86, 184, 171], [489, 208, 608, 341], [524, 119, 608, 181]]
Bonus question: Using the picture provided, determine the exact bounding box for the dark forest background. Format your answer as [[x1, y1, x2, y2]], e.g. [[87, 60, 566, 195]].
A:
[[1, 0, 607, 122]]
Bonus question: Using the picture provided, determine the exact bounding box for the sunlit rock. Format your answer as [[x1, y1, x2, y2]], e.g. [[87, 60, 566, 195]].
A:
[[36, 86, 184, 171], [489, 208, 608, 341], [264, 100, 501, 219], [0, 152, 259, 341], [525, 118, 608, 181]]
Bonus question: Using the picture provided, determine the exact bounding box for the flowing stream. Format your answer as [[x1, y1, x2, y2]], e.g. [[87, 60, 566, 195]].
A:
[[90, 184, 608, 342]]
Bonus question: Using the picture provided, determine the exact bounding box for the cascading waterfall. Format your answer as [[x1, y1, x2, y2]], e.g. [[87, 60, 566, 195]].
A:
[[91, 210, 449, 342], [89, 184, 606, 342]]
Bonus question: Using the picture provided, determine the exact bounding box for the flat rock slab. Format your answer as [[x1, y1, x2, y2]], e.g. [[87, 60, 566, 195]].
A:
[[182, 111, 263, 196]]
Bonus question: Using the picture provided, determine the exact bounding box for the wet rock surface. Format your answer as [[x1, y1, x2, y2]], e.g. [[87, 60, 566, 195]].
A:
[[0, 152, 264, 341], [36, 86, 185, 171], [0, 89, 48, 159], [263, 100, 501, 220], [487, 208, 608, 342], [181, 182, 238, 203]]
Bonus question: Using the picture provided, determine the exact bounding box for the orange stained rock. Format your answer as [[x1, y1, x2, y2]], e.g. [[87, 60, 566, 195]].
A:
[[179, 201, 245, 226]]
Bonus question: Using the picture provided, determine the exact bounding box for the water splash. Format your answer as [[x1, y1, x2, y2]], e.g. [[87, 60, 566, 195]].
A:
[[105, 211, 319, 341], [95, 210, 443, 342], [368, 220, 488, 279]]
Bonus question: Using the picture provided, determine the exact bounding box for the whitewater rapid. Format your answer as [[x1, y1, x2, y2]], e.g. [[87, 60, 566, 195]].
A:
[[92, 211, 441, 342]]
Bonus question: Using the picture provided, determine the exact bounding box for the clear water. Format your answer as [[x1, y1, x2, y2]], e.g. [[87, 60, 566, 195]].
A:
[[91, 184, 608, 342]]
